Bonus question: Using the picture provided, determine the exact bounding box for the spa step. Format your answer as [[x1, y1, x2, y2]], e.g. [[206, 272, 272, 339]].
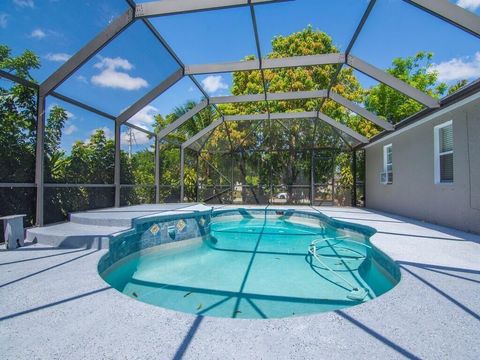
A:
[[26, 222, 127, 249], [69, 211, 142, 228], [69, 203, 202, 227]]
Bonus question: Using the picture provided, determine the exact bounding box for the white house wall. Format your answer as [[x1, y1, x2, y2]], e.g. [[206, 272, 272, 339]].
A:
[[365, 97, 480, 234]]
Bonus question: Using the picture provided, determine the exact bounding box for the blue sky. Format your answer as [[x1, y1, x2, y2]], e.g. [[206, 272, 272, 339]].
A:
[[1, 0, 479, 152]]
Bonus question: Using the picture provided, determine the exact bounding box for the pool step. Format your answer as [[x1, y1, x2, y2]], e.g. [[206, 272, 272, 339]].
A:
[[25, 204, 210, 249], [69, 212, 136, 228], [26, 222, 127, 249], [68, 203, 200, 227]]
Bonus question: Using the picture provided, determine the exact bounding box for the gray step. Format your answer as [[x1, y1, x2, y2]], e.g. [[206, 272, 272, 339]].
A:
[[26, 204, 210, 249], [26, 222, 127, 249], [69, 203, 200, 227]]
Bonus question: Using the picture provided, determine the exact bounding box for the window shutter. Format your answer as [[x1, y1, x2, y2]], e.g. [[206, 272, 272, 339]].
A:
[[440, 125, 453, 153], [437, 123, 453, 183], [386, 146, 392, 172], [440, 153, 453, 182]]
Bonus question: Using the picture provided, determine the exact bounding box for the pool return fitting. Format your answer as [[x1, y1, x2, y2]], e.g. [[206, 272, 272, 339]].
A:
[[308, 237, 370, 301]]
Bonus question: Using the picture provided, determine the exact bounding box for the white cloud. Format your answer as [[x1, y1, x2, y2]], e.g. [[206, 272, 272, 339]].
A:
[[430, 52, 480, 82], [127, 105, 158, 128], [29, 28, 46, 39], [45, 52, 71, 62], [64, 110, 75, 120], [456, 0, 480, 11], [76, 75, 88, 84], [63, 124, 78, 135], [93, 57, 132, 71], [0, 13, 8, 28], [91, 57, 148, 91], [201, 75, 228, 94], [13, 0, 34, 8]]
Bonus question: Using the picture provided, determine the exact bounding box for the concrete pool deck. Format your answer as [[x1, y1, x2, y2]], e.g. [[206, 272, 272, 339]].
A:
[[1, 205, 479, 359]]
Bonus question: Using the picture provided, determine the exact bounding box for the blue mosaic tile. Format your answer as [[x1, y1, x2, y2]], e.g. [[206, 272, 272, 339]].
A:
[[98, 210, 212, 273]]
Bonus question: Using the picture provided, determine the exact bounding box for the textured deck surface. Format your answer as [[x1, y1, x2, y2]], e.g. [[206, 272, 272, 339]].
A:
[[1, 205, 479, 359]]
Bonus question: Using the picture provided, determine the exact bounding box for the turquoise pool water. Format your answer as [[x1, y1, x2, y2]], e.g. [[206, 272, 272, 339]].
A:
[[102, 212, 399, 319]]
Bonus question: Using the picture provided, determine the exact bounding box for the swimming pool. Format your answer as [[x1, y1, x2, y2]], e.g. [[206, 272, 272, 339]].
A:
[[100, 209, 400, 319]]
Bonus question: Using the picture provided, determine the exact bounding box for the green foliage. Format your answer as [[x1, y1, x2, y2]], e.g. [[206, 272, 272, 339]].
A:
[[0, 46, 39, 183], [0, 45, 71, 226], [219, 27, 362, 194], [365, 52, 447, 124], [245, 175, 259, 186], [0, 44, 40, 80], [44, 106, 68, 155], [448, 79, 468, 95], [154, 101, 215, 143], [153, 101, 217, 201], [0, 44, 157, 223]]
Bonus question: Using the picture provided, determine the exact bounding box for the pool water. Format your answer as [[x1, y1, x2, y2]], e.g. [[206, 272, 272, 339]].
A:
[[102, 214, 399, 319]]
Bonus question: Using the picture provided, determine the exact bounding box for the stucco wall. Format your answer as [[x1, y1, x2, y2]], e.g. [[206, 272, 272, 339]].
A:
[[365, 97, 480, 234]]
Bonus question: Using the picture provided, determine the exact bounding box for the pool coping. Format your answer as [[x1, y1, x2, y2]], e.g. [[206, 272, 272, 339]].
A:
[[1, 205, 479, 359]]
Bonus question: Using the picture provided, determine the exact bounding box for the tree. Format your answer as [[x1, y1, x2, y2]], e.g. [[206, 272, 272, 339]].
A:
[[448, 79, 468, 95], [44, 106, 69, 182], [0, 45, 68, 227], [0, 45, 39, 183], [153, 102, 217, 201], [364, 52, 447, 124], [217, 27, 363, 202]]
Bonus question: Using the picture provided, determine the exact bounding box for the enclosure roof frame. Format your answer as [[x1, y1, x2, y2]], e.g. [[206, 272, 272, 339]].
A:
[[181, 110, 369, 151], [1, 0, 478, 156]]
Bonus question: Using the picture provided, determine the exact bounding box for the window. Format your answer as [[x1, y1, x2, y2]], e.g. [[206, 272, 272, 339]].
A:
[[434, 121, 454, 184], [382, 144, 393, 184]]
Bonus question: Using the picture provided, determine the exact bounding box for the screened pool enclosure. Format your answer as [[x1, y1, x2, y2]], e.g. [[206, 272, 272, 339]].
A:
[[1, 0, 478, 229]]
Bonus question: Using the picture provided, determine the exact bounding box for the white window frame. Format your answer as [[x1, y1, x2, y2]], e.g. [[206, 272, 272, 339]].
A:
[[434, 120, 453, 184], [382, 144, 393, 184], [383, 144, 392, 173]]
